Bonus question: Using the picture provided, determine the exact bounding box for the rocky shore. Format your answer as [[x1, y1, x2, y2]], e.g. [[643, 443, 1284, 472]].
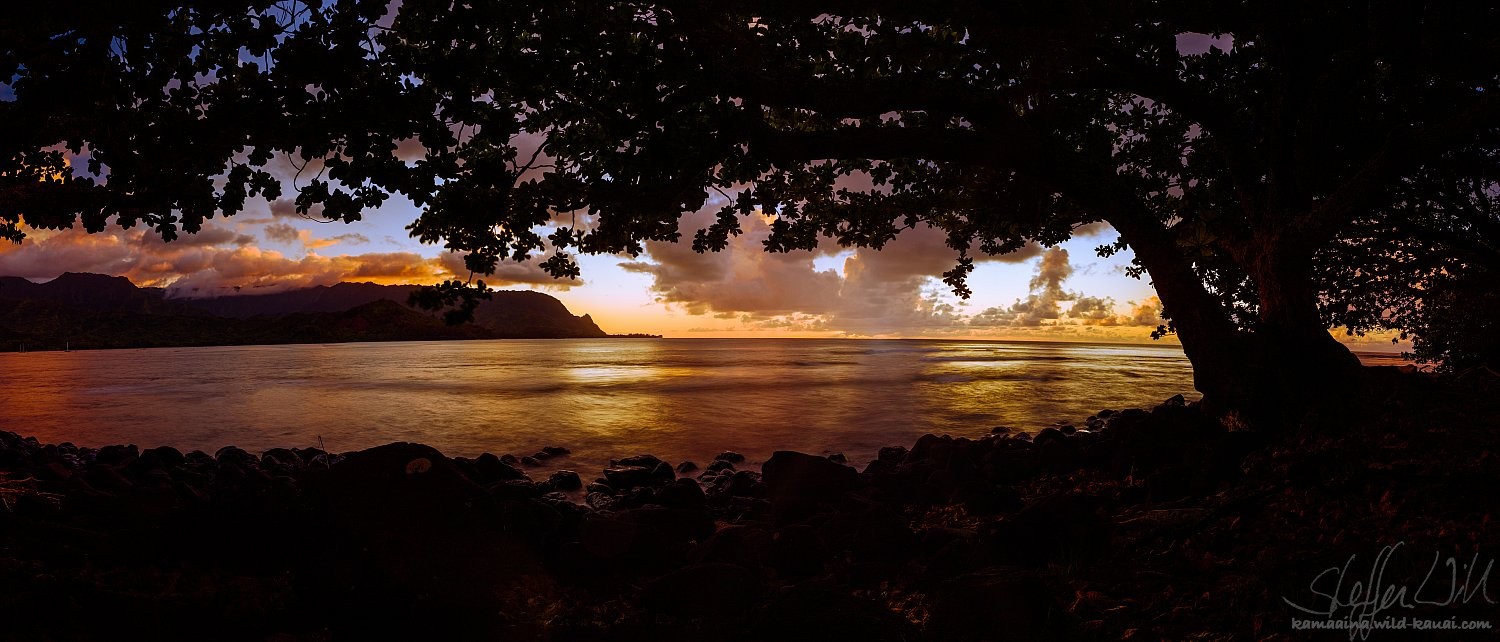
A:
[[2, 367, 1497, 641]]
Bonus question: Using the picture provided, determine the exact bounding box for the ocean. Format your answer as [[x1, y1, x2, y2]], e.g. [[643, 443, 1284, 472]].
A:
[[0, 338, 1221, 474]]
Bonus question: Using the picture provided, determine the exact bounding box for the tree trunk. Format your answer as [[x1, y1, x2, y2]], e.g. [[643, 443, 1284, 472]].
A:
[[1238, 239, 1364, 415], [1112, 219, 1363, 428]]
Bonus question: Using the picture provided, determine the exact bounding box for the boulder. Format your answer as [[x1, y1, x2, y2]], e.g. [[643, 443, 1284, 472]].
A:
[[770, 523, 825, 579], [641, 563, 762, 618], [761, 451, 862, 523], [474, 453, 528, 482], [689, 525, 772, 569], [982, 494, 1112, 566], [616, 454, 666, 469], [714, 451, 746, 463], [751, 585, 920, 642], [1032, 427, 1066, 447], [95, 444, 138, 467], [675, 460, 699, 474], [603, 465, 653, 489], [547, 470, 583, 491], [650, 461, 676, 484], [726, 470, 767, 498], [653, 478, 707, 512], [579, 506, 714, 569], [926, 570, 1073, 641], [215, 446, 257, 467]]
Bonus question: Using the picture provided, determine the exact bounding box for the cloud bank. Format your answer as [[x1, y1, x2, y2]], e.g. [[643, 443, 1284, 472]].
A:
[[619, 209, 1158, 337], [0, 220, 570, 297]]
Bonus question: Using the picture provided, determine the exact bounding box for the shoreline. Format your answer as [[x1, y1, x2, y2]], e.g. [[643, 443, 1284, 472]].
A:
[[2, 367, 1492, 639]]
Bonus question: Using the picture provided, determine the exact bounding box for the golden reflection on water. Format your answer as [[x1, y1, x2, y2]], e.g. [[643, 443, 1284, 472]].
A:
[[0, 339, 1202, 475]]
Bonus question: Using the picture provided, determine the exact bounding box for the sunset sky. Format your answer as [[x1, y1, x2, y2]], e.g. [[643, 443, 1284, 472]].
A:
[[0, 188, 1406, 349]]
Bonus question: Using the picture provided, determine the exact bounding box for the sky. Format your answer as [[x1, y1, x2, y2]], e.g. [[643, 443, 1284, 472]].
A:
[[0, 184, 1407, 350]]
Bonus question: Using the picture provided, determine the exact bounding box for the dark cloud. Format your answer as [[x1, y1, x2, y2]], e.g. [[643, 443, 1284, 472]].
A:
[[263, 222, 301, 244]]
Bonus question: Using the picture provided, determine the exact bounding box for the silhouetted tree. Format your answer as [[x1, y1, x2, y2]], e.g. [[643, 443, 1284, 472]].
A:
[[4, 1, 1499, 421], [1319, 145, 1500, 372]]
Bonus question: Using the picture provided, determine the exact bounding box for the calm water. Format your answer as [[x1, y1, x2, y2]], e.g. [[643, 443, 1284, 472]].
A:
[[0, 338, 1198, 474]]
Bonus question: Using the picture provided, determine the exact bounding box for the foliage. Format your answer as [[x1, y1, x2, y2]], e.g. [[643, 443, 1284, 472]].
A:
[[1318, 148, 1500, 370]]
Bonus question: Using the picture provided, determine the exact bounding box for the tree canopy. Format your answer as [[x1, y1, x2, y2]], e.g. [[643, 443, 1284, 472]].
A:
[[4, 1, 1499, 415]]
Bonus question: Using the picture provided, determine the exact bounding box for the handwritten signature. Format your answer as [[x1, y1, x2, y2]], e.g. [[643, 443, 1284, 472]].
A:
[[1283, 542, 1495, 638]]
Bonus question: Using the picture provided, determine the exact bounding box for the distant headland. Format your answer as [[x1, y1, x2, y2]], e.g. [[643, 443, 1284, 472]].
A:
[[0, 273, 653, 351]]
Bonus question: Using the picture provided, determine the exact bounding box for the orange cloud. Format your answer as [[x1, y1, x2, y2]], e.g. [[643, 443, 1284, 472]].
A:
[[0, 221, 570, 297]]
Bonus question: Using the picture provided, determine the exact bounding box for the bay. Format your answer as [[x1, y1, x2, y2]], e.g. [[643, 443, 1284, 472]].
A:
[[1, 338, 1202, 474]]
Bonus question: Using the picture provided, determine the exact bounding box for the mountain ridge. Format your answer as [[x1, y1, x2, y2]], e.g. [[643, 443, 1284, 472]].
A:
[[0, 274, 629, 351]]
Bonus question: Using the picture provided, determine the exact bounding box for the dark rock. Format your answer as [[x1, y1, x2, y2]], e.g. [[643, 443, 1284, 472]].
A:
[[982, 494, 1111, 566], [675, 460, 699, 474], [215, 446, 257, 467], [726, 470, 767, 498], [990, 426, 1014, 435], [1037, 438, 1082, 474], [827, 453, 847, 464], [752, 585, 920, 642], [641, 563, 762, 618], [905, 434, 948, 462], [877, 445, 909, 462], [926, 570, 1073, 641], [585, 482, 614, 494], [1082, 438, 1129, 477], [585, 491, 620, 511], [144, 445, 185, 469], [530, 450, 553, 461], [1164, 393, 1187, 406], [499, 453, 519, 466], [714, 451, 746, 463], [1032, 427, 1066, 447], [690, 525, 772, 569], [602, 465, 653, 489], [39, 461, 73, 482], [706, 459, 736, 473], [580, 506, 714, 568], [816, 506, 918, 565], [616, 454, 665, 470], [1058, 424, 1077, 435], [981, 444, 1041, 484], [489, 479, 544, 500], [85, 463, 135, 493], [653, 478, 706, 511], [762, 451, 862, 523], [541, 446, 570, 456], [1105, 407, 1150, 431], [259, 448, 300, 469], [519, 456, 541, 467], [474, 452, 528, 482], [650, 461, 676, 484], [770, 524, 825, 579], [955, 482, 1024, 516], [544, 470, 581, 491], [302, 442, 543, 624], [95, 444, 138, 467]]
